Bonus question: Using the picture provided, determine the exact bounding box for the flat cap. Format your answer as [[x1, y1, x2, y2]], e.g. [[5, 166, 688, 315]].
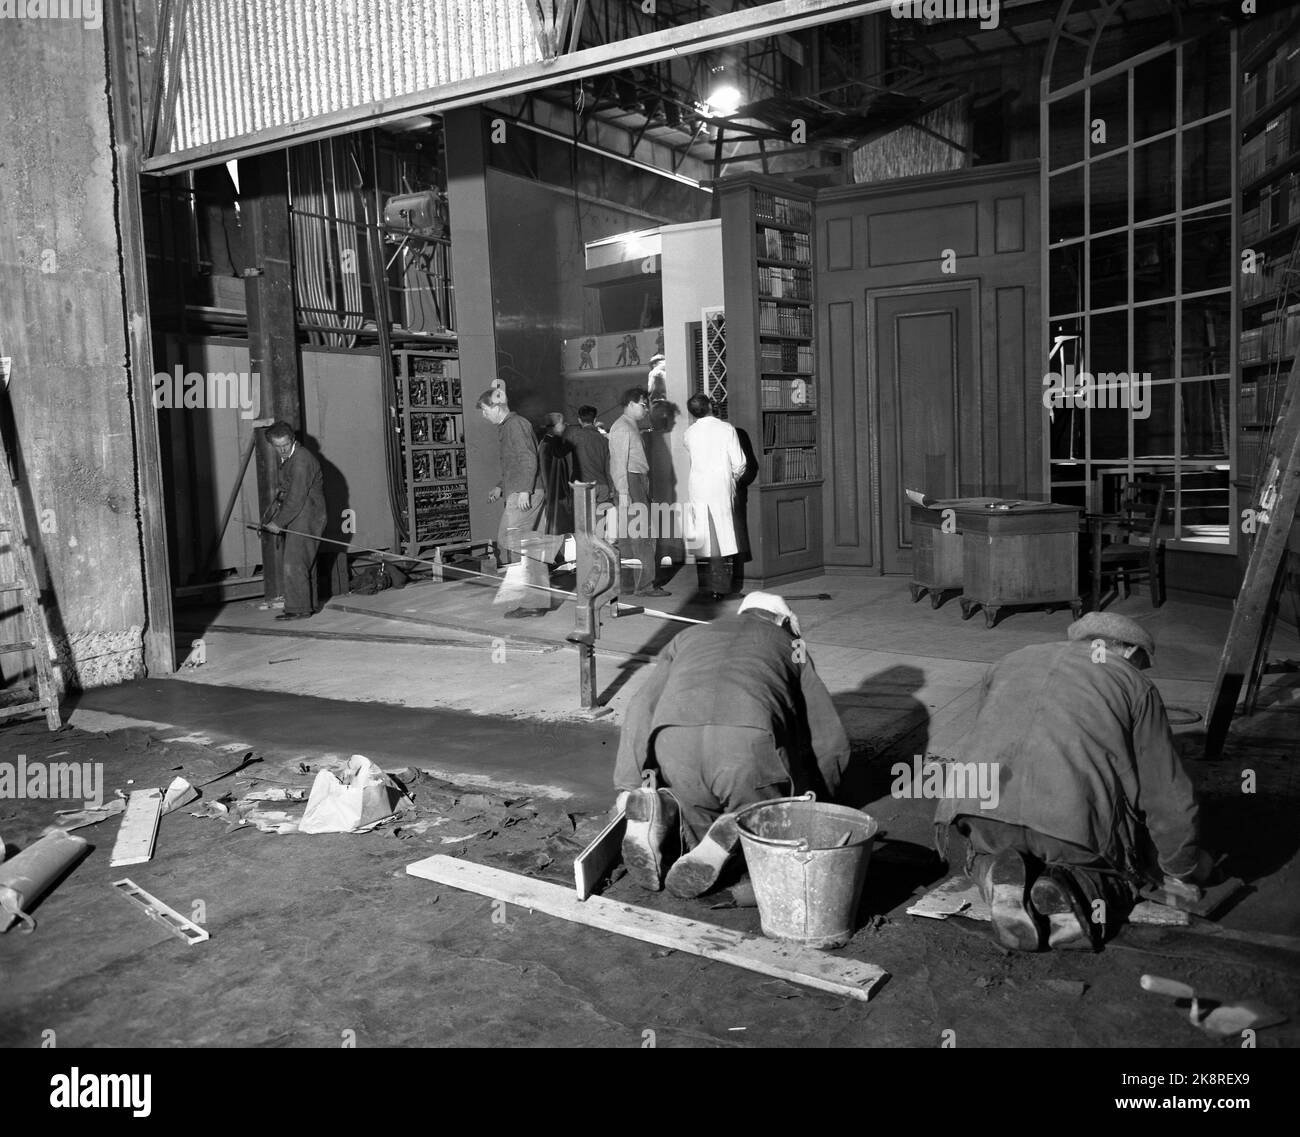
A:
[[1067, 612, 1155, 658]]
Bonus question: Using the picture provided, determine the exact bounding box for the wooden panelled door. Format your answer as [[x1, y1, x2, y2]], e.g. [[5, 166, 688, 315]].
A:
[[874, 286, 976, 575]]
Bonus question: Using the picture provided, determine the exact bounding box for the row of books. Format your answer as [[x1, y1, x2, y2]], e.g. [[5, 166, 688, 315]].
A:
[[1241, 248, 1295, 304], [1242, 30, 1300, 121], [760, 447, 819, 484], [1243, 173, 1300, 245], [754, 192, 811, 228], [759, 302, 813, 337], [760, 342, 814, 372], [1241, 108, 1300, 185], [757, 264, 812, 300], [1239, 378, 1286, 425], [1240, 307, 1300, 364], [761, 377, 817, 409], [760, 227, 811, 263], [762, 412, 817, 447]]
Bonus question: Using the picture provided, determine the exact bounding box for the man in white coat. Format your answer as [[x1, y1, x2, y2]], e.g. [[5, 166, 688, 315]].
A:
[[683, 393, 749, 599]]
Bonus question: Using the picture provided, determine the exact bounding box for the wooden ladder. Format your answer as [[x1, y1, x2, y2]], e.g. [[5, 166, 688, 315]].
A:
[[0, 437, 61, 731], [1204, 354, 1300, 757]]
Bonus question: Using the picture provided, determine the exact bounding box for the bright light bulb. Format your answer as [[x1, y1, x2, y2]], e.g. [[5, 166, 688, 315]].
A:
[[706, 82, 742, 115]]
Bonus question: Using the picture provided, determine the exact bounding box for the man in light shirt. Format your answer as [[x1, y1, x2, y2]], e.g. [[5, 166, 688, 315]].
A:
[[607, 386, 668, 598]]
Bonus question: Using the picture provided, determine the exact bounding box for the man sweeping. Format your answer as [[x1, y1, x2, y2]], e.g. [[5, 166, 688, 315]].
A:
[[261, 422, 326, 621], [934, 612, 1215, 952], [613, 592, 851, 898]]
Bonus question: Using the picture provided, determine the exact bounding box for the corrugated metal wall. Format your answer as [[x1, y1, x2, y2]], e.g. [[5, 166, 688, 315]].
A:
[[168, 0, 542, 154]]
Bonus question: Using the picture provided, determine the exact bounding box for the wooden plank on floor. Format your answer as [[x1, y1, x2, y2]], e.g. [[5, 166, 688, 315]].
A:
[[574, 809, 624, 900], [110, 788, 163, 867], [408, 854, 888, 1001]]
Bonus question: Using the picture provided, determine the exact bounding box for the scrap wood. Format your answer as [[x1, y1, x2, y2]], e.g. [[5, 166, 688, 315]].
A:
[[110, 788, 164, 868], [573, 808, 624, 900], [407, 854, 888, 1002], [52, 797, 125, 832], [1140, 876, 1247, 919], [907, 874, 1189, 926]]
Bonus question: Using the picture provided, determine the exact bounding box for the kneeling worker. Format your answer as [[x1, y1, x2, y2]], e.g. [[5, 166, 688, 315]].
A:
[[934, 612, 1215, 952], [613, 592, 851, 898]]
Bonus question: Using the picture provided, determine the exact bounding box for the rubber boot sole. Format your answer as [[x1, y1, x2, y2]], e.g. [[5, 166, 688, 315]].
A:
[[988, 848, 1043, 952], [665, 814, 740, 899]]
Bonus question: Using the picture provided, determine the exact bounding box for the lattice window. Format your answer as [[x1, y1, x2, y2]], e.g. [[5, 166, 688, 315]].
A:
[[701, 306, 728, 420]]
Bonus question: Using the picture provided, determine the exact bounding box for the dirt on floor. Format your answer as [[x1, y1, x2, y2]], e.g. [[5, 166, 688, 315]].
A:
[[1, 714, 1297, 1049]]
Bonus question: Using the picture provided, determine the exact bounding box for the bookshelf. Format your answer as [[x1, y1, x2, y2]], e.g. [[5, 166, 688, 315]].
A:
[[395, 349, 470, 554], [1240, 11, 1300, 488], [719, 176, 823, 583]]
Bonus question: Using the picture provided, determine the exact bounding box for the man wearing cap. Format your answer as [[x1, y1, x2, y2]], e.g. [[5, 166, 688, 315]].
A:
[[934, 612, 1214, 952], [613, 592, 851, 898]]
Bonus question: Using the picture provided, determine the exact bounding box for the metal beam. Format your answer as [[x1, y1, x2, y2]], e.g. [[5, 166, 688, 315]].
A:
[[142, 0, 898, 175]]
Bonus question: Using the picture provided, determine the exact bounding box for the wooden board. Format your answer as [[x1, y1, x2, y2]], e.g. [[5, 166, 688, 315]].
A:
[[110, 788, 163, 867], [907, 874, 1190, 926], [408, 854, 888, 1001], [573, 809, 624, 900]]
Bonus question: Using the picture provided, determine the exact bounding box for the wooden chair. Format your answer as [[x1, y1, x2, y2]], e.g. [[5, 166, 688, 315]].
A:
[[1089, 480, 1167, 609]]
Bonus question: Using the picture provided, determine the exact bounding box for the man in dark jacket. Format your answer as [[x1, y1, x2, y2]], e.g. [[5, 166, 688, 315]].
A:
[[614, 592, 851, 898], [934, 612, 1213, 952], [563, 405, 612, 506], [262, 422, 327, 620]]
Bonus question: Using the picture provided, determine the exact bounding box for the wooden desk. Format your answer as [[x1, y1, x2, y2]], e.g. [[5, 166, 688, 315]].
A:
[[955, 503, 1082, 628], [909, 505, 963, 608]]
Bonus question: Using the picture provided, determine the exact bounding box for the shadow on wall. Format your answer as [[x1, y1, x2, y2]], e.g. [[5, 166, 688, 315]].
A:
[[301, 432, 351, 604]]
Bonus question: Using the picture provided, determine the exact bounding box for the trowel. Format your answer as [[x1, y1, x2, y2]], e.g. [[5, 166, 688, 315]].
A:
[[1140, 974, 1288, 1038]]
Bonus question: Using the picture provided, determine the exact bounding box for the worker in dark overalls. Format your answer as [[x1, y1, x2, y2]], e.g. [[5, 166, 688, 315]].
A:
[[613, 593, 850, 898]]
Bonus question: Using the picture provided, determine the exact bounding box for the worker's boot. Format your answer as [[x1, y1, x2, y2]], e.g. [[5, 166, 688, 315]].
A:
[[978, 848, 1042, 952], [664, 812, 740, 899], [621, 788, 680, 891], [1030, 868, 1100, 951]]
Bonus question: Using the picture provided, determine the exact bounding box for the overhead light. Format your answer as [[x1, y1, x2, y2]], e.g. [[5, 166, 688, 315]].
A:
[[705, 64, 743, 116]]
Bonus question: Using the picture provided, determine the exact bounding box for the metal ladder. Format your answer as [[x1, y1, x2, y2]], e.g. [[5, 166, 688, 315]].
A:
[[0, 438, 61, 731]]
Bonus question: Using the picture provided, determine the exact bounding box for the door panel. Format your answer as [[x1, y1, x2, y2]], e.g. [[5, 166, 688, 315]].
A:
[[875, 287, 976, 574]]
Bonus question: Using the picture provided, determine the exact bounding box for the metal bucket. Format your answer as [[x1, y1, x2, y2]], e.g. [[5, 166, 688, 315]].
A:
[[735, 794, 877, 950]]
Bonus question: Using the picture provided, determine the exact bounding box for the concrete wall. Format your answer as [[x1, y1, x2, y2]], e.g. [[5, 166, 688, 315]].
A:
[[658, 220, 724, 555], [0, 20, 147, 690]]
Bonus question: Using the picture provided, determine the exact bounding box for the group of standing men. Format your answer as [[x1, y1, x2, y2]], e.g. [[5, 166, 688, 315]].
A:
[[478, 369, 752, 613]]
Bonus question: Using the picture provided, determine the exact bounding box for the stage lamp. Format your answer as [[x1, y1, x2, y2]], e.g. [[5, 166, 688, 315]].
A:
[[705, 64, 743, 115]]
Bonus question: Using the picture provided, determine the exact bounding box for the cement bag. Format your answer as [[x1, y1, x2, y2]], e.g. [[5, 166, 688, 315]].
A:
[[299, 755, 408, 834], [0, 829, 90, 933]]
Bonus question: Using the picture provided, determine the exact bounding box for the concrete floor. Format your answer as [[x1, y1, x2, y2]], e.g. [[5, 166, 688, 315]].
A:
[[2, 574, 1298, 1047]]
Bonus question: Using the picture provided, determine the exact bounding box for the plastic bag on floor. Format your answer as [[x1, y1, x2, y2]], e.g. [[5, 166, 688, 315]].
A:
[[299, 755, 409, 834]]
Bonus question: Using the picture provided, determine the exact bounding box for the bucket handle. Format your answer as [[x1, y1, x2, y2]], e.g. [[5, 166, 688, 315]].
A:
[[734, 793, 817, 852]]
